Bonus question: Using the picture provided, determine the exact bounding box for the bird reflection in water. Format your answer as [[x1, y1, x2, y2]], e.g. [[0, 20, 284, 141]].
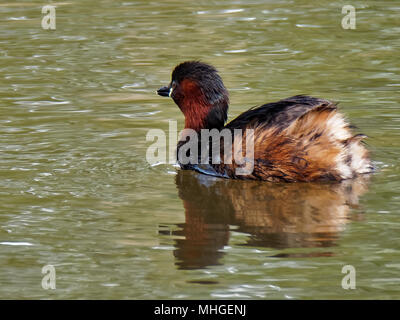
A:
[[165, 170, 369, 270]]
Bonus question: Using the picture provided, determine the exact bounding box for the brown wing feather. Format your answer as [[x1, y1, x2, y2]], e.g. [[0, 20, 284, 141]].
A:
[[218, 97, 372, 181], [225, 95, 335, 131]]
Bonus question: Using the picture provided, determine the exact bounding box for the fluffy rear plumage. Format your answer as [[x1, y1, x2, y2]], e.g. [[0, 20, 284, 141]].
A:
[[217, 95, 373, 182]]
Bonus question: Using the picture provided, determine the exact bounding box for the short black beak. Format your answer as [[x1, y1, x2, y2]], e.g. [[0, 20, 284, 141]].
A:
[[157, 86, 171, 97]]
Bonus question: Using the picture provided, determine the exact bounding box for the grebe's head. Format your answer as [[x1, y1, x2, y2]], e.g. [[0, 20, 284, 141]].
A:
[[157, 61, 229, 131]]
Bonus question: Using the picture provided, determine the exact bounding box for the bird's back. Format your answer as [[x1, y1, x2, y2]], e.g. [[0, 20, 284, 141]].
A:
[[215, 95, 373, 181]]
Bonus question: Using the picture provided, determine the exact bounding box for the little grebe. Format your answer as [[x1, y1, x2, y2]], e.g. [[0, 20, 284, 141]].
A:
[[157, 61, 373, 182]]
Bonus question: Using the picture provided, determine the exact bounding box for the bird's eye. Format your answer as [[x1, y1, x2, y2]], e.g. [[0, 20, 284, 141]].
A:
[[169, 81, 177, 97]]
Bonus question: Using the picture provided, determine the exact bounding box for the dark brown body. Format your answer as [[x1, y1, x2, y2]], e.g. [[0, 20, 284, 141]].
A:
[[158, 62, 373, 182], [212, 95, 372, 182]]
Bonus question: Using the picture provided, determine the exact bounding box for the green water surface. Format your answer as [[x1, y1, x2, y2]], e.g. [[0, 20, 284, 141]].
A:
[[0, 0, 399, 299]]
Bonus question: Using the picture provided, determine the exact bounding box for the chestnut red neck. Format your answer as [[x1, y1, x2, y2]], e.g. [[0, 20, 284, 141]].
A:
[[174, 79, 229, 132]]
